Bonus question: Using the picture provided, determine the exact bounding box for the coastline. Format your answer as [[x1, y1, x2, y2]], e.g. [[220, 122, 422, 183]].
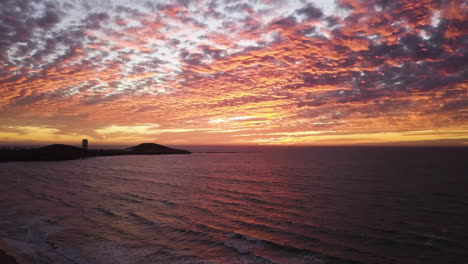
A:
[[0, 143, 191, 162], [0, 240, 32, 264], [0, 248, 19, 264]]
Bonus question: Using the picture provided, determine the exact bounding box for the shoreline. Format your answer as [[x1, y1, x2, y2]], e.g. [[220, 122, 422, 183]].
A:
[[0, 143, 191, 162], [0, 240, 32, 264], [0, 248, 19, 264], [0, 241, 25, 264]]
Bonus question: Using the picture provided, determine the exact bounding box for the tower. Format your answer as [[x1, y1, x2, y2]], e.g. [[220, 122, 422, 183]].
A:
[[82, 139, 88, 150]]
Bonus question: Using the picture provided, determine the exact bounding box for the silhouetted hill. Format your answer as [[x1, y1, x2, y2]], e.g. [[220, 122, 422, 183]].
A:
[[0, 142, 191, 162], [128, 143, 191, 154], [36, 144, 86, 160], [0, 144, 86, 161], [39, 144, 83, 153]]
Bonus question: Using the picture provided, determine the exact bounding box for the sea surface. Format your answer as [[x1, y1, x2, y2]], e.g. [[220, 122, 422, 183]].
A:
[[0, 146, 467, 264]]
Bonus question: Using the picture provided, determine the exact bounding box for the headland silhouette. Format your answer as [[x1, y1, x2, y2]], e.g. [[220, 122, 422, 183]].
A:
[[0, 141, 191, 162]]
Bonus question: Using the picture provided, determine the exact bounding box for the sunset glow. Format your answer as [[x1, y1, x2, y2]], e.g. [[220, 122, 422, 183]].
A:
[[1, 0, 467, 145]]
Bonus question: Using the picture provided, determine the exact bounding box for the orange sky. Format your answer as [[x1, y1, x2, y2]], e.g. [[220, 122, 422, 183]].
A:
[[0, 0, 467, 146]]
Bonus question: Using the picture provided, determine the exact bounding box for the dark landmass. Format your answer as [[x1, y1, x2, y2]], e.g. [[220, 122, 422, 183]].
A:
[[127, 143, 190, 154], [0, 143, 190, 162], [0, 249, 19, 264]]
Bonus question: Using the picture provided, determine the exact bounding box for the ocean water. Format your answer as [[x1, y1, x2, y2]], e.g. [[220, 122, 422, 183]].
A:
[[0, 146, 467, 264]]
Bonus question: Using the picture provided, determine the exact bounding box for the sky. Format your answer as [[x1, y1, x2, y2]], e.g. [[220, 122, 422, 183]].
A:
[[0, 0, 467, 146]]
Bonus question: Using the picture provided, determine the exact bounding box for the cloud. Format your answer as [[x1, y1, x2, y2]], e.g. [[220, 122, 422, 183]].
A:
[[36, 10, 61, 29], [296, 4, 323, 20], [95, 124, 160, 135], [0, 125, 91, 143], [0, 0, 466, 145]]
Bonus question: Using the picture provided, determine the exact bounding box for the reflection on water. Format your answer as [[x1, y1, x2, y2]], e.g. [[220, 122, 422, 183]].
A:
[[0, 147, 467, 263]]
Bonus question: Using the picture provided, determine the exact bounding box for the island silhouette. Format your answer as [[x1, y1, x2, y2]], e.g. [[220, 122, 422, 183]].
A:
[[0, 142, 191, 162]]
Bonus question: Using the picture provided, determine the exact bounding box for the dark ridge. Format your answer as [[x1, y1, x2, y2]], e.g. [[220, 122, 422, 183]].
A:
[[128, 143, 173, 151], [0, 142, 191, 162], [37, 144, 86, 160], [39, 144, 83, 152], [0, 249, 18, 264], [127, 143, 190, 154], [0, 144, 86, 161]]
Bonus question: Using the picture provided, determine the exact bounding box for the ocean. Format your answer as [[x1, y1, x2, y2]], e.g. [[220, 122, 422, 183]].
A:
[[0, 146, 467, 264]]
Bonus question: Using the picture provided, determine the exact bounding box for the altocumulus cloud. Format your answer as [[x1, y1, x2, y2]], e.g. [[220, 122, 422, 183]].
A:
[[0, 0, 466, 145]]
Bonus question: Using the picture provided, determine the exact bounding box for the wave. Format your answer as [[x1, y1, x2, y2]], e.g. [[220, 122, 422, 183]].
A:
[[113, 195, 143, 204], [123, 192, 155, 201], [56, 247, 92, 264], [2, 148, 467, 264], [226, 231, 318, 254], [23, 217, 64, 244], [223, 231, 367, 264], [207, 186, 263, 198], [223, 232, 326, 263], [128, 211, 161, 227], [95, 207, 118, 217]]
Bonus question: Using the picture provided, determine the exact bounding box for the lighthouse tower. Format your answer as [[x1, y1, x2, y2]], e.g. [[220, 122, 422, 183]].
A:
[[82, 139, 88, 151]]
